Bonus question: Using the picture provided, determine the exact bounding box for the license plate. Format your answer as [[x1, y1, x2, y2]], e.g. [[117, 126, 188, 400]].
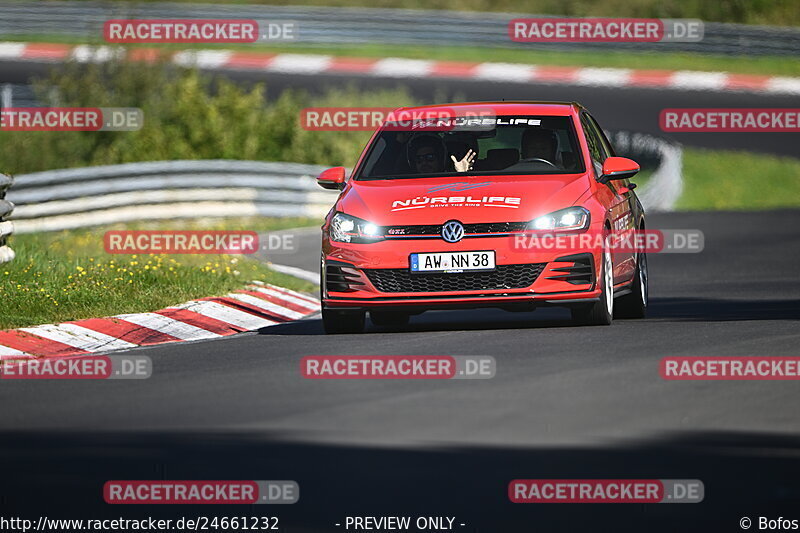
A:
[[410, 251, 496, 273]]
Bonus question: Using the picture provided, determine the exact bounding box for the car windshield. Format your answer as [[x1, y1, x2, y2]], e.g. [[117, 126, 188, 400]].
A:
[[356, 115, 585, 179]]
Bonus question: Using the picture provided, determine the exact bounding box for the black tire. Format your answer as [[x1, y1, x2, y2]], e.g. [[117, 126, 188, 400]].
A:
[[322, 307, 365, 334], [370, 310, 410, 327], [614, 252, 648, 319], [571, 247, 613, 326]]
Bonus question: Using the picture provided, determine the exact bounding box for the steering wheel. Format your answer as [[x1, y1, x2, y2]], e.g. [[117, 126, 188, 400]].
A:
[[521, 157, 558, 168]]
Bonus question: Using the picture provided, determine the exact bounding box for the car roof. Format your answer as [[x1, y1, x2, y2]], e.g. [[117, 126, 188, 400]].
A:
[[392, 101, 586, 117]]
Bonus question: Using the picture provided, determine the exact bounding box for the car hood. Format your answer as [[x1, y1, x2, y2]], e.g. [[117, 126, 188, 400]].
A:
[[337, 174, 591, 225]]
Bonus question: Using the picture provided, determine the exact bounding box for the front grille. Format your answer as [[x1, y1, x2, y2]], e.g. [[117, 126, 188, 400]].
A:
[[364, 263, 545, 293], [387, 224, 440, 236], [385, 221, 528, 238], [466, 221, 529, 234]]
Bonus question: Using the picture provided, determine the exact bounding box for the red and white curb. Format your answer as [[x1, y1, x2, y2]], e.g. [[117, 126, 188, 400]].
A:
[[1, 41, 799, 95], [0, 281, 319, 362]]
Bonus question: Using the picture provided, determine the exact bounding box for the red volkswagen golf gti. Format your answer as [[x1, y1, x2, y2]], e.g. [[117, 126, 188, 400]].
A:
[[317, 102, 647, 333]]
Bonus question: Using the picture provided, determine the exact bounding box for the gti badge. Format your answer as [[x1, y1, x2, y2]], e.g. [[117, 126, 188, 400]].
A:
[[441, 220, 465, 243]]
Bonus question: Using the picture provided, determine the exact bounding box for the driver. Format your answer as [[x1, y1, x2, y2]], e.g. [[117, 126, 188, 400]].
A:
[[407, 134, 475, 173], [520, 127, 561, 167], [407, 134, 446, 174]]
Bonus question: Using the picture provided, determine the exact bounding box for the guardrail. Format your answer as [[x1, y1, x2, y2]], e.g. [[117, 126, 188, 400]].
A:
[[5, 132, 681, 236], [0, 1, 797, 57], [6, 160, 338, 233], [0, 173, 15, 264], [607, 131, 683, 212]]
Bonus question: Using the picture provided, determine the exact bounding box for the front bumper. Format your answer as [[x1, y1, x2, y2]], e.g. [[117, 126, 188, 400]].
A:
[[321, 234, 602, 311]]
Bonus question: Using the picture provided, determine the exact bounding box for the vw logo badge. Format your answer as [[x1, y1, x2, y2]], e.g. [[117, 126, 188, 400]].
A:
[[441, 220, 465, 243]]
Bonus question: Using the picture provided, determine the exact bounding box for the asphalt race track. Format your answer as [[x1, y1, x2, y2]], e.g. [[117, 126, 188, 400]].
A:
[[1, 210, 799, 531], [1, 59, 799, 158]]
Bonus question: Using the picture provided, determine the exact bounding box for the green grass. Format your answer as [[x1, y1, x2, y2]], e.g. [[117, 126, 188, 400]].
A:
[[6, 37, 800, 78], [678, 148, 800, 210], [0, 217, 319, 330]]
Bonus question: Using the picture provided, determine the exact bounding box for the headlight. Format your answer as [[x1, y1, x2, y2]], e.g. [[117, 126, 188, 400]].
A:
[[529, 207, 590, 231], [330, 212, 383, 243]]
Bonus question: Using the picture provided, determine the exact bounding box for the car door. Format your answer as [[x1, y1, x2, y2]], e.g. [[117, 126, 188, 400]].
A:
[[580, 113, 636, 284]]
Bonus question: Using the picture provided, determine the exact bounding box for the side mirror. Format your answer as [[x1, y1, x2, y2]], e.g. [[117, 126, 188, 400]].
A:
[[317, 167, 346, 190], [600, 157, 639, 183]]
